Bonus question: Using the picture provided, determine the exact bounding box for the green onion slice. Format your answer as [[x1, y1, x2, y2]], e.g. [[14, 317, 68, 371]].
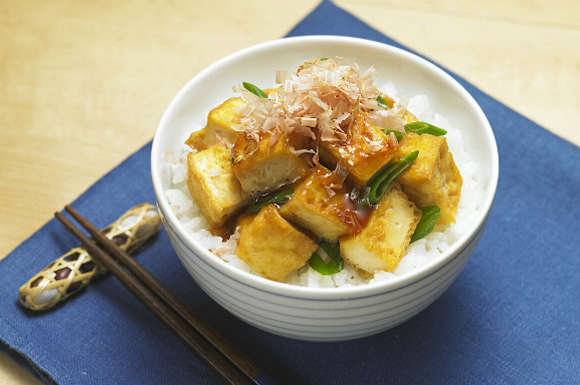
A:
[[245, 189, 294, 214], [308, 241, 344, 275], [410, 206, 440, 243], [377, 95, 390, 109], [242, 82, 268, 99], [404, 121, 447, 136], [367, 150, 419, 205], [381, 128, 403, 142]]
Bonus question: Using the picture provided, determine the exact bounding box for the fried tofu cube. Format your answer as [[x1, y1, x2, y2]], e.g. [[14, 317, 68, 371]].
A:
[[279, 165, 356, 242], [396, 133, 462, 225], [186, 143, 250, 227], [319, 112, 398, 186], [185, 97, 246, 151], [340, 183, 421, 276], [231, 130, 311, 195], [235, 204, 318, 281]]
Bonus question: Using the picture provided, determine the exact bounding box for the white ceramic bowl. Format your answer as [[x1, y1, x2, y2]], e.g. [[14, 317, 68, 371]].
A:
[[151, 36, 499, 342]]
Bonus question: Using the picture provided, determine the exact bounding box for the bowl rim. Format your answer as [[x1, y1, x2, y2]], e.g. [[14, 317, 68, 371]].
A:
[[151, 35, 499, 299]]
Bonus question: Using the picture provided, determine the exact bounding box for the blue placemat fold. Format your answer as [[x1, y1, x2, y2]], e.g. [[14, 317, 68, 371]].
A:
[[1, 1, 579, 384]]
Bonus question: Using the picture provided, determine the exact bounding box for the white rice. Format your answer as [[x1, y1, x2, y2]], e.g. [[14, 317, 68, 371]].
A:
[[160, 85, 485, 288]]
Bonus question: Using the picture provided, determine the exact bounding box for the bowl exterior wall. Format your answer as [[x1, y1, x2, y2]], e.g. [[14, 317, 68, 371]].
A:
[[160, 204, 488, 341]]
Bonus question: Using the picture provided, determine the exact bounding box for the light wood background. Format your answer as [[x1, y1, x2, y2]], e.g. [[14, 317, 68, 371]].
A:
[[1, 1, 578, 383]]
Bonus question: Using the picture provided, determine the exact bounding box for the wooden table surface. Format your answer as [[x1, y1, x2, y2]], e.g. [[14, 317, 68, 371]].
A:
[[1, 0, 578, 383]]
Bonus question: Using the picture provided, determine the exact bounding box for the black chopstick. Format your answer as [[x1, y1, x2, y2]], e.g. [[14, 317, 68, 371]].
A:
[[55, 206, 277, 385], [62, 205, 265, 380]]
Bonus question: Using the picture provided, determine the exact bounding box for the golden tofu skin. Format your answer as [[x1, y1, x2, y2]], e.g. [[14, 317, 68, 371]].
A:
[[231, 129, 311, 194], [186, 143, 250, 227], [185, 97, 246, 151], [396, 133, 462, 225], [279, 165, 369, 241], [235, 204, 318, 281], [319, 112, 398, 186], [340, 183, 421, 276]]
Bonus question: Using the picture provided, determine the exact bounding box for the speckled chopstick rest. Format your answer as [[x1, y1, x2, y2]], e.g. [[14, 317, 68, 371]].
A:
[[18, 203, 161, 311]]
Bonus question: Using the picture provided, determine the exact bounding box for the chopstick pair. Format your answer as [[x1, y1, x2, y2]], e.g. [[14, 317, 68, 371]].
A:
[[55, 206, 276, 385]]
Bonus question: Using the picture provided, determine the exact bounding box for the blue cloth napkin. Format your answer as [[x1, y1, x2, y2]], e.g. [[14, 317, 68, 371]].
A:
[[2, 1, 579, 384]]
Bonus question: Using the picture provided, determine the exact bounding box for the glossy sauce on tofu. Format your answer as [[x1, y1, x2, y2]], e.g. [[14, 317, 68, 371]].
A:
[[307, 169, 374, 235], [319, 112, 399, 186], [210, 167, 374, 241]]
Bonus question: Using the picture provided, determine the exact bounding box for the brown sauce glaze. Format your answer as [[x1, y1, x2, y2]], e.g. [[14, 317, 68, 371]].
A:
[[211, 170, 373, 242]]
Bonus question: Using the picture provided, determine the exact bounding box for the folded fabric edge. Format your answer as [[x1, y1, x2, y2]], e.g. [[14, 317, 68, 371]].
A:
[[0, 330, 58, 385], [0, 140, 155, 385]]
